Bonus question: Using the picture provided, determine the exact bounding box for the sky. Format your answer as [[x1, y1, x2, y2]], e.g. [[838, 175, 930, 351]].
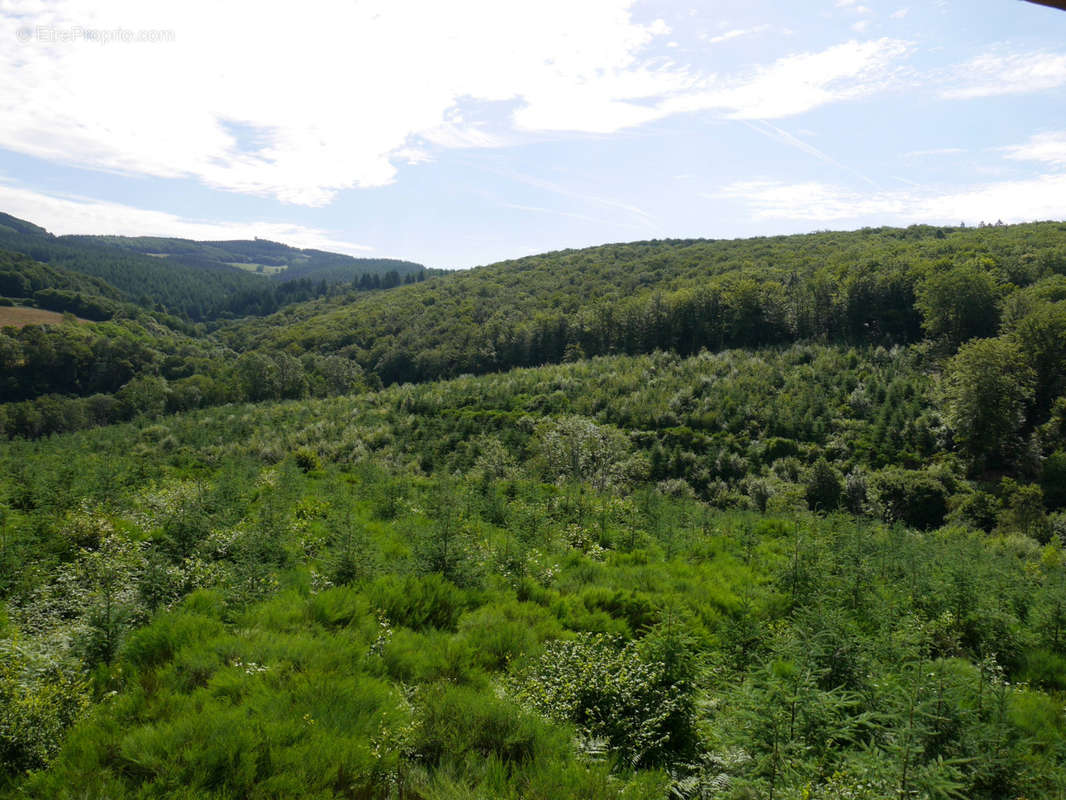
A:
[[1, 0, 1065, 269]]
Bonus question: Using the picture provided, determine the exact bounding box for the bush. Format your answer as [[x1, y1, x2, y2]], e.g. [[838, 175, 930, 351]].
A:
[[292, 448, 320, 473], [368, 573, 469, 631], [806, 457, 842, 512], [869, 468, 949, 530], [512, 632, 695, 768], [412, 682, 567, 767], [0, 644, 88, 774]]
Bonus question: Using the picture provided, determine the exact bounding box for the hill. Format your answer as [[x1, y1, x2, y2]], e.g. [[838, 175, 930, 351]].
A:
[[0, 214, 426, 321], [220, 221, 1066, 384], [71, 234, 426, 286], [2, 343, 1066, 798], [3, 218, 1066, 797]]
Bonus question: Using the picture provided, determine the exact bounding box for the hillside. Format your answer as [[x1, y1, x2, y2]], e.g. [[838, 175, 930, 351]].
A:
[[3, 220, 1066, 797], [2, 343, 1066, 798], [71, 234, 427, 286], [0, 214, 425, 321], [220, 222, 1066, 385], [0, 307, 90, 329]]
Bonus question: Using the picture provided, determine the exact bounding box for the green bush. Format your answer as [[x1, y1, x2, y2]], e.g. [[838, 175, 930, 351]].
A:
[[411, 683, 567, 767], [122, 609, 224, 670], [0, 645, 88, 775], [869, 468, 949, 529], [512, 632, 695, 769], [456, 600, 562, 671], [368, 573, 469, 631]]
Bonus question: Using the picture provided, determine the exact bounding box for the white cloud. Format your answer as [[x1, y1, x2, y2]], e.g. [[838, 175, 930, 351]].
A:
[[0, 1, 912, 206], [668, 38, 910, 120], [919, 174, 1066, 222], [712, 180, 908, 220], [714, 174, 1066, 225], [942, 50, 1066, 99], [890, 8, 909, 19], [1003, 130, 1066, 166], [705, 25, 770, 44], [0, 183, 374, 253], [852, 20, 871, 33]]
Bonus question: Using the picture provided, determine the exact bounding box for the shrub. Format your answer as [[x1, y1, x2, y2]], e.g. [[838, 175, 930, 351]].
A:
[[805, 457, 842, 512], [367, 573, 468, 631], [411, 683, 567, 767], [0, 644, 88, 774], [869, 468, 949, 530], [293, 448, 320, 473], [512, 632, 695, 769]]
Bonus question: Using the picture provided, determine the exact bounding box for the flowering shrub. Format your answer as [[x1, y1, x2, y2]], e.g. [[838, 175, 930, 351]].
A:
[[512, 632, 694, 768]]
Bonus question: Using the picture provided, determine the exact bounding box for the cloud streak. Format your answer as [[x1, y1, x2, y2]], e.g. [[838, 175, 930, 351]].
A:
[[714, 172, 1066, 226], [941, 50, 1066, 99]]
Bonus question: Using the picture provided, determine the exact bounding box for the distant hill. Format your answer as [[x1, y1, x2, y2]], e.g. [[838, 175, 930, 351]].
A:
[[0, 214, 425, 321], [0, 211, 49, 237], [72, 234, 425, 286]]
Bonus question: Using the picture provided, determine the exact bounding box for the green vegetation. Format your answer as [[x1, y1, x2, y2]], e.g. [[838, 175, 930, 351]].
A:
[[73, 233, 427, 288], [219, 221, 1066, 386], [2, 216, 1066, 797], [0, 214, 427, 322]]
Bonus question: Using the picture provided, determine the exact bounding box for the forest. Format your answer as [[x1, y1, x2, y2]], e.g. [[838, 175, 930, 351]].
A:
[[0, 214, 428, 322], [1, 217, 1066, 798]]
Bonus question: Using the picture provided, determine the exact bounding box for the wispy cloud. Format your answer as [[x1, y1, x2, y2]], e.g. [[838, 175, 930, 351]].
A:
[[704, 25, 770, 44], [713, 173, 1066, 225], [504, 170, 658, 228], [741, 119, 879, 187], [1003, 130, 1066, 166], [498, 202, 614, 226], [664, 38, 911, 120], [903, 147, 965, 158], [711, 180, 908, 220], [941, 49, 1066, 99]]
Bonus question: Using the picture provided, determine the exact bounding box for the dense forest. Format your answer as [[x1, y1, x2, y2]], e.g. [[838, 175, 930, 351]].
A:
[[219, 222, 1066, 384], [2, 217, 1066, 798], [72, 234, 427, 287], [0, 214, 428, 322]]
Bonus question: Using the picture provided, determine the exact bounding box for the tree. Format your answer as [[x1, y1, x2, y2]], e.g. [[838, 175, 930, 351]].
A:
[[234, 352, 280, 402], [805, 457, 842, 512], [537, 416, 632, 491], [1042, 451, 1066, 510], [116, 374, 169, 419], [916, 264, 999, 347], [869, 468, 950, 530], [943, 337, 1035, 472], [1011, 303, 1066, 415]]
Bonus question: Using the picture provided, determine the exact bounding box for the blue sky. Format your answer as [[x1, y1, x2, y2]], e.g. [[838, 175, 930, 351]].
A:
[[2, 0, 1065, 268]]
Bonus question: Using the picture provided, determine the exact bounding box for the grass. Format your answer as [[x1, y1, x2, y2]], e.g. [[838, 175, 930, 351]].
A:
[[0, 306, 87, 328]]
